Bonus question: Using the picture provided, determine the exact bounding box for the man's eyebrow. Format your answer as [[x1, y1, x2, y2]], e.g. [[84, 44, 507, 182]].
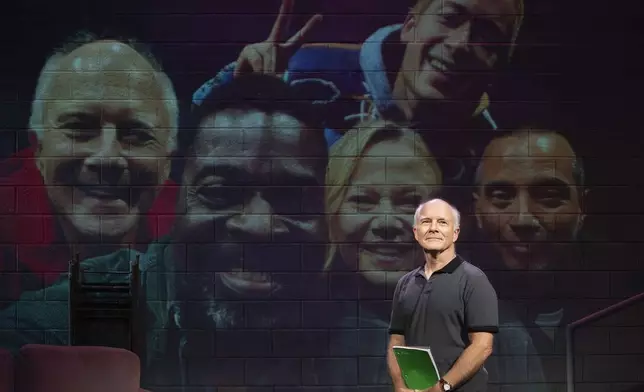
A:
[[56, 112, 98, 123], [482, 180, 515, 188], [121, 118, 154, 130], [444, 0, 514, 36], [482, 177, 574, 189], [418, 216, 447, 221], [443, 0, 470, 13], [530, 177, 573, 188]]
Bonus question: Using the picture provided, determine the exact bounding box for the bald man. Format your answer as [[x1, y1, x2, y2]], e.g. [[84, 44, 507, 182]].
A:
[[0, 31, 179, 301], [473, 129, 585, 271], [472, 128, 586, 390], [388, 198, 498, 392]]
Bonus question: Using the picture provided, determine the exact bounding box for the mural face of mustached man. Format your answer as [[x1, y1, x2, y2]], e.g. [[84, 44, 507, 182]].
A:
[[473, 129, 585, 270], [171, 74, 327, 330]]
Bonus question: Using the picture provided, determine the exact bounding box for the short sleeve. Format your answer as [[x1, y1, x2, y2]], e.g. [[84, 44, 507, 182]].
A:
[[388, 274, 408, 335], [464, 271, 499, 333]]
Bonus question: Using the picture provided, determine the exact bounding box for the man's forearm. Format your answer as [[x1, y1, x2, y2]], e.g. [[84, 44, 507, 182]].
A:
[[387, 345, 406, 388], [442, 344, 492, 387]]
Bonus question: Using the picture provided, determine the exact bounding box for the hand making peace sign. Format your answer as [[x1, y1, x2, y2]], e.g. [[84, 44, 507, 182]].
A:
[[233, 0, 323, 77]]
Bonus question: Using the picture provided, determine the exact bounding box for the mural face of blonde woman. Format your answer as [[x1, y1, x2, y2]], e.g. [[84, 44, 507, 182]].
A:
[[335, 138, 442, 287]]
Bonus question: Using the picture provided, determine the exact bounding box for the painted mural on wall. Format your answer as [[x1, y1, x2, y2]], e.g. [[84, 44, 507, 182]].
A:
[[0, 0, 642, 391]]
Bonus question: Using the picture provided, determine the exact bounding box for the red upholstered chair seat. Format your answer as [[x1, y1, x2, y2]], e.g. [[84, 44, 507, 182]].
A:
[[15, 344, 145, 392], [0, 348, 13, 392]]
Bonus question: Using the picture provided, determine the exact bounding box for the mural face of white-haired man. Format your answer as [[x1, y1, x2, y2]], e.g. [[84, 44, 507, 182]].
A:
[[31, 32, 178, 251]]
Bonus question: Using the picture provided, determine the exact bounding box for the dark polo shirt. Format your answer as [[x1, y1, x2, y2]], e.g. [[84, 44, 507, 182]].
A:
[[389, 254, 498, 391]]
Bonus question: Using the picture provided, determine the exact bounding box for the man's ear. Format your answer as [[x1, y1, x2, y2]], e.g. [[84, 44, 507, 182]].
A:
[[413, 225, 420, 241], [400, 13, 417, 43]]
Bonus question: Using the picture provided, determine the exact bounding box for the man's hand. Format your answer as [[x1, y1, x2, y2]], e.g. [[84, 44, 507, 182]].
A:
[[233, 0, 322, 77], [417, 384, 442, 392]]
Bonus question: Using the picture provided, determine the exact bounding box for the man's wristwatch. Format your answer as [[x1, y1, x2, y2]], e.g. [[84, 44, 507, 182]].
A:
[[439, 378, 452, 391]]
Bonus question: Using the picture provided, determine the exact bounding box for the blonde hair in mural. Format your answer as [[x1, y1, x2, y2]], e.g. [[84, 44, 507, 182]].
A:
[[324, 119, 443, 270]]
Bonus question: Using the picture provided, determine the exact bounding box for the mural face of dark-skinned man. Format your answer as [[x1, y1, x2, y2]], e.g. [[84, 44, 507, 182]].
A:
[[33, 40, 175, 243], [473, 130, 585, 270], [398, 0, 520, 104], [171, 84, 327, 329]]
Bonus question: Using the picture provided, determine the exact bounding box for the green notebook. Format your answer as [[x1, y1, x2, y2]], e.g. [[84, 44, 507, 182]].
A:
[[393, 345, 440, 390]]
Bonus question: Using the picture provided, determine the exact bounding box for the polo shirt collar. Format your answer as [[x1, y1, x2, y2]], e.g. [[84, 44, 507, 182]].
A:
[[414, 254, 464, 276]]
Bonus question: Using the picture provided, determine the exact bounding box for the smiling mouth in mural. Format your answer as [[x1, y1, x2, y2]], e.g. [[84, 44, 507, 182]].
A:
[[429, 57, 450, 73], [505, 233, 549, 256], [76, 184, 135, 210], [219, 270, 281, 295], [425, 51, 455, 76], [510, 243, 530, 253], [361, 243, 413, 269]]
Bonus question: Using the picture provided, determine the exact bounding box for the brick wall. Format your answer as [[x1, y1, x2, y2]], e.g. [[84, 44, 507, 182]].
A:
[[1, 1, 643, 391]]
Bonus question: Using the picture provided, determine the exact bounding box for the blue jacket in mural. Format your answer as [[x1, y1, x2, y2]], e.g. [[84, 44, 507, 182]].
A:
[[192, 24, 498, 148]]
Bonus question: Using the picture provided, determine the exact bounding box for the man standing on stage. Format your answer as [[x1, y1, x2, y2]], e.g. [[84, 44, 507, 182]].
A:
[[388, 199, 498, 392]]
